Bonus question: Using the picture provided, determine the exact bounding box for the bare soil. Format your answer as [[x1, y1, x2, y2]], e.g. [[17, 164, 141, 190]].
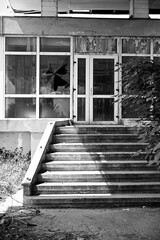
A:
[[1, 207, 160, 240]]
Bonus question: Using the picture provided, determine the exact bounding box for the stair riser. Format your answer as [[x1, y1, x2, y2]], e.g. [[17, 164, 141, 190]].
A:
[[49, 145, 147, 152], [55, 128, 136, 135], [41, 164, 155, 172], [45, 153, 147, 161], [24, 198, 160, 209], [37, 174, 160, 183], [53, 136, 139, 143], [33, 186, 160, 195]]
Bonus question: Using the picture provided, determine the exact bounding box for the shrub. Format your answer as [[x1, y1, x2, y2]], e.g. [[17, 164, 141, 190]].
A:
[[118, 58, 160, 168], [0, 147, 31, 199]]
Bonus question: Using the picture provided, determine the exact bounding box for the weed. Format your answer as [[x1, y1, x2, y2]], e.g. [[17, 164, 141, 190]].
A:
[[0, 147, 31, 200]]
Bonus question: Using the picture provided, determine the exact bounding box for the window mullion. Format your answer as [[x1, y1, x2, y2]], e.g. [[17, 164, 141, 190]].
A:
[[36, 37, 40, 119], [0, 36, 5, 119]]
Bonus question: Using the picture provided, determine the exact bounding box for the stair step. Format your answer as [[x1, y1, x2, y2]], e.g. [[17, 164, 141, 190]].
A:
[[23, 124, 159, 208], [24, 193, 160, 208], [45, 152, 147, 161], [53, 134, 139, 143], [33, 182, 160, 194], [55, 125, 137, 134], [41, 160, 155, 171], [55, 126, 137, 134], [49, 143, 148, 152], [37, 171, 160, 182]]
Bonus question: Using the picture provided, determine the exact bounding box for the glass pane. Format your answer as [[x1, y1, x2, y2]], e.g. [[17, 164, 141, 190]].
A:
[[122, 101, 139, 118], [93, 59, 114, 95], [77, 98, 85, 121], [5, 37, 36, 52], [5, 98, 36, 118], [40, 38, 70, 52], [78, 59, 86, 94], [93, 98, 114, 121], [40, 98, 70, 118], [154, 57, 160, 63], [153, 38, 160, 54], [122, 38, 150, 54], [5, 55, 36, 94], [40, 56, 70, 94], [122, 56, 150, 94]]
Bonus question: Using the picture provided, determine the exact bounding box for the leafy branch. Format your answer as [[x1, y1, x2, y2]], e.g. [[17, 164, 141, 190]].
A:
[[117, 58, 160, 168]]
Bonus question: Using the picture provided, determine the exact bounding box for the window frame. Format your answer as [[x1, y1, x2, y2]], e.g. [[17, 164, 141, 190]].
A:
[[120, 37, 153, 120], [4, 36, 73, 119]]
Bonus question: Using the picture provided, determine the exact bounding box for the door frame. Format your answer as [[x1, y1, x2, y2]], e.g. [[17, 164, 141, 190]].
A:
[[74, 54, 119, 124]]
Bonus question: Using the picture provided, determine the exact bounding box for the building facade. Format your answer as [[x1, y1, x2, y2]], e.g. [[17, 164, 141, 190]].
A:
[[0, 0, 160, 155]]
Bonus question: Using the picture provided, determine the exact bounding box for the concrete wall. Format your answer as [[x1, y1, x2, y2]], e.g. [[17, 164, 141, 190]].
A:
[[0, 132, 31, 154], [0, 120, 51, 157], [1, 17, 160, 37]]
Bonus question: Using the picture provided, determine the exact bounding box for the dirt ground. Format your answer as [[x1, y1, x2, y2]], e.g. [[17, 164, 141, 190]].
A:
[[1, 206, 160, 240]]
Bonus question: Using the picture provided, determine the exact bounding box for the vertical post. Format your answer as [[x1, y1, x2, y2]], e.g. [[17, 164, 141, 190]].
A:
[[129, 0, 149, 19], [41, 0, 58, 17], [0, 18, 4, 119]]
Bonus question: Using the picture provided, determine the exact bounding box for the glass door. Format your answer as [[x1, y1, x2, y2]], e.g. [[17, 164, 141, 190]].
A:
[[90, 56, 118, 123], [74, 55, 118, 123]]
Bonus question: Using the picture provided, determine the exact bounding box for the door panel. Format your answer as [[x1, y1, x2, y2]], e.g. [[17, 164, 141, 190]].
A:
[[93, 98, 114, 121]]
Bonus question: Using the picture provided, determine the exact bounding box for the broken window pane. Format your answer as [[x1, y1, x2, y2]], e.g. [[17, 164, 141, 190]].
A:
[[40, 56, 70, 94], [5, 55, 36, 94], [5, 98, 36, 118], [39, 98, 70, 118], [5, 37, 36, 52], [122, 38, 150, 54], [40, 38, 70, 52]]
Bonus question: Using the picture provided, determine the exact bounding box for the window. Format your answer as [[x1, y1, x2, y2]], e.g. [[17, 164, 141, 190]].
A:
[[5, 37, 71, 119], [121, 37, 151, 119]]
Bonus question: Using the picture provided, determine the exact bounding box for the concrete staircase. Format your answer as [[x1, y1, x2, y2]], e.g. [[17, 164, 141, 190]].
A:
[[25, 125, 160, 208]]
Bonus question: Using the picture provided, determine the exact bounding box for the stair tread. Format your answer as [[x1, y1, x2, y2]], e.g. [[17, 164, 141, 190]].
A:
[[56, 124, 137, 131], [43, 160, 148, 164], [52, 143, 147, 146], [40, 170, 159, 175], [54, 134, 138, 136], [47, 151, 146, 155], [56, 125, 135, 128], [25, 193, 160, 199]]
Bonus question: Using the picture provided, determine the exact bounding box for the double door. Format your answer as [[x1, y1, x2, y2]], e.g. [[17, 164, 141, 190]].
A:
[[74, 55, 119, 124]]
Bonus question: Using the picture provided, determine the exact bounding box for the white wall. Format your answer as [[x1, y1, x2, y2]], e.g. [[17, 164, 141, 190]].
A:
[[0, 119, 50, 157], [0, 132, 31, 154]]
